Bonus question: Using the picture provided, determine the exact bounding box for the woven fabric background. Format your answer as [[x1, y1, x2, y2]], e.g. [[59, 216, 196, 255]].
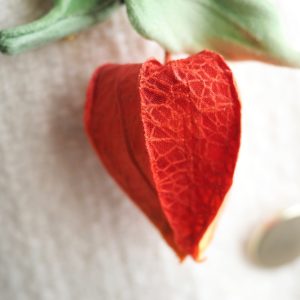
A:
[[0, 1, 299, 299]]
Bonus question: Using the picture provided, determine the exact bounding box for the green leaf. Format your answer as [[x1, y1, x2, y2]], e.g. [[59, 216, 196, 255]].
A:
[[125, 0, 300, 67], [0, 0, 121, 55]]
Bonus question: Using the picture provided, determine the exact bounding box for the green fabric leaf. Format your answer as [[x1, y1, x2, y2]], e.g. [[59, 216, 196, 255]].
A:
[[125, 0, 300, 67], [0, 0, 120, 55]]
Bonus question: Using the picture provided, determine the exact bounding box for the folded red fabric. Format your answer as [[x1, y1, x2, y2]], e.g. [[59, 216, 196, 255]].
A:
[[84, 50, 241, 260]]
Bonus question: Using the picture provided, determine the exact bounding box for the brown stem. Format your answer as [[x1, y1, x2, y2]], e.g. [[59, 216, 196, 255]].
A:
[[164, 51, 171, 64]]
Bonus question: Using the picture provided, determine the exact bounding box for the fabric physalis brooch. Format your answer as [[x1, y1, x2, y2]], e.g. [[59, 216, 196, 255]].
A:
[[84, 50, 241, 260], [2, 0, 299, 262]]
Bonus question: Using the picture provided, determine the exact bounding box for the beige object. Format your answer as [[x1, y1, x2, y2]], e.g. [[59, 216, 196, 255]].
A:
[[247, 205, 300, 268]]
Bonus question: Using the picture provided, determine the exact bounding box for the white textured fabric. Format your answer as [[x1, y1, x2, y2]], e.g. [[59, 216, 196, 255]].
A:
[[0, 1, 300, 300]]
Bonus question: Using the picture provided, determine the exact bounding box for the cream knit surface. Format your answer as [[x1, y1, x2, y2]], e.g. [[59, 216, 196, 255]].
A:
[[0, 1, 299, 300]]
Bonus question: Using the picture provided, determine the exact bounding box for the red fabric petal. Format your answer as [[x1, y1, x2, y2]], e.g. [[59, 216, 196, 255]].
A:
[[84, 63, 183, 257], [84, 50, 241, 260], [139, 51, 241, 258]]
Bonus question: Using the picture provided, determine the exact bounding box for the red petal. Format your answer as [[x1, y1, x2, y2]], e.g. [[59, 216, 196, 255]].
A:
[[84, 63, 184, 258], [84, 50, 241, 260], [139, 51, 241, 258]]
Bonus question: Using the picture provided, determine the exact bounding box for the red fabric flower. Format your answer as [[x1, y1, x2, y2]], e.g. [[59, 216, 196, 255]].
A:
[[84, 50, 241, 260]]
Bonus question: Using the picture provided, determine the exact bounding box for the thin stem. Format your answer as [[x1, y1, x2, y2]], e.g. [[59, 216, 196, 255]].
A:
[[0, 0, 120, 55], [164, 51, 171, 64]]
